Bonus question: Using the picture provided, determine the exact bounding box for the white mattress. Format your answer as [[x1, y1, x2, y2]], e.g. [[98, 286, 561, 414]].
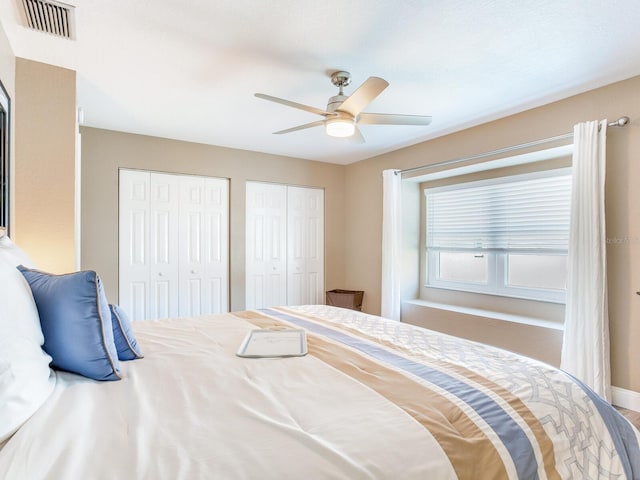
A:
[[1, 305, 638, 479]]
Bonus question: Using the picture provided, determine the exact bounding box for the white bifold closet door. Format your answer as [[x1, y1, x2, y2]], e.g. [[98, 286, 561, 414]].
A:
[[246, 182, 324, 309], [178, 175, 229, 317], [119, 169, 229, 321]]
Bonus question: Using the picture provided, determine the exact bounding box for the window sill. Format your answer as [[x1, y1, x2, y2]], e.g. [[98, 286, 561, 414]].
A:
[[403, 299, 564, 331], [424, 282, 566, 304]]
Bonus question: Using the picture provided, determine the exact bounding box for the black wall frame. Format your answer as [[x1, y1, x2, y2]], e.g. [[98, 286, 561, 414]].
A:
[[0, 79, 9, 234]]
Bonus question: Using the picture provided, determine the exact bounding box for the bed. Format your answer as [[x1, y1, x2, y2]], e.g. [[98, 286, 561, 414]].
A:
[[1, 235, 639, 479]]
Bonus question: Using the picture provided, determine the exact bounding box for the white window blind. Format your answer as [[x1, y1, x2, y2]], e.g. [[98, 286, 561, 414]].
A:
[[426, 170, 572, 254]]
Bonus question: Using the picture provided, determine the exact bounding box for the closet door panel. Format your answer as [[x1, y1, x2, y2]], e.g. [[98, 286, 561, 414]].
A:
[[203, 178, 229, 314], [153, 281, 171, 319], [128, 282, 147, 321], [306, 188, 324, 304], [119, 170, 150, 321], [208, 277, 223, 314], [287, 189, 305, 305], [179, 176, 229, 316], [287, 186, 324, 305], [149, 173, 180, 319], [245, 182, 287, 309], [179, 177, 205, 317]]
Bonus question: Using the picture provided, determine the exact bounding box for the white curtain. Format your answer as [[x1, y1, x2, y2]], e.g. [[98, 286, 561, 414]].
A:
[[381, 169, 402, 320], [561, 120, 611, 402]]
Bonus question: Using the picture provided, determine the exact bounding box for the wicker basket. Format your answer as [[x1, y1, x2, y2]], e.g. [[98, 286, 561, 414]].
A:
[[325, 289, 364, 311]]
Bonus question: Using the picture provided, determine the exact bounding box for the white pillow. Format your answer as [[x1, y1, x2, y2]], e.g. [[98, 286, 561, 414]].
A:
[[0, 236, 55, 443], [0, 232, 35, 268]]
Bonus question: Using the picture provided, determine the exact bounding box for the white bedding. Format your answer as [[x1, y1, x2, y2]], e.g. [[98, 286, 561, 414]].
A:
[[1, 305, 638, 479]]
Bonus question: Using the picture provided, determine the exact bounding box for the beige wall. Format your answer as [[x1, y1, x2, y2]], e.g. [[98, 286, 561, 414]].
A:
[[14, 59, 76, 272], [80, 127, 345, 311], [344, 75, 640, 392]]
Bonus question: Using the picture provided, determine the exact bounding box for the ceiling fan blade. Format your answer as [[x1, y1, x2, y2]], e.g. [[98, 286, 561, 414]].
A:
[[358, 112, 432, 126], [349, 126, 365, 144], [337, 77, 389, 117], [255, 93, 331, 117], [273, 120, 326, 135]]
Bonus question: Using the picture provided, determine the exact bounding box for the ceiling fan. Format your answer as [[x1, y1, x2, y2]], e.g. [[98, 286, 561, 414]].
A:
[[255, 71, 432, 142]]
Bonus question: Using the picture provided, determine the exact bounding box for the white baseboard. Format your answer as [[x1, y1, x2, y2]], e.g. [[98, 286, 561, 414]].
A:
[[612, 386, 640, 411]]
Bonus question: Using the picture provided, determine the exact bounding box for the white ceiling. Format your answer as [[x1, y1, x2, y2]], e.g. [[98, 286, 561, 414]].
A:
[[1, 0, 639, 165]]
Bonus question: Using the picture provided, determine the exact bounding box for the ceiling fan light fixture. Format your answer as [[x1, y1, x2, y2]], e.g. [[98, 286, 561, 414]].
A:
[[325, 117, 355, 138], [255, 71, 432, 143]]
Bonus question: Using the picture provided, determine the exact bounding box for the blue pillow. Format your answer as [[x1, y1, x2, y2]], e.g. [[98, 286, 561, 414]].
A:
[[17, 266, 121, 381], [109, 304, 143, 361]]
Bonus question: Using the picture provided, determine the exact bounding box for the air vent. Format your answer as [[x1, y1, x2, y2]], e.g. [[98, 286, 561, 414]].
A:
[[20, 0, 75, 39]]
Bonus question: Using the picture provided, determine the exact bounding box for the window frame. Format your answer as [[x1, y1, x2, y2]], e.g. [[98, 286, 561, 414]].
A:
[[424, 168, 571, 304]]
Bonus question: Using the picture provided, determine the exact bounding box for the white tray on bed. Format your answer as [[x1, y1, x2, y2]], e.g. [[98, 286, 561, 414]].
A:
[[236, 328, 308, 358]]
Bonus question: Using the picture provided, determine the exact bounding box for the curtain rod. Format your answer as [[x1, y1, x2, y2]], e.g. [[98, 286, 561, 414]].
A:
[[398, 116, 630, 176]]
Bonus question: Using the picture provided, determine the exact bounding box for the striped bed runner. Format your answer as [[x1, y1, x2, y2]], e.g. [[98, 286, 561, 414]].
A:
[[233, 306, 640, 480]]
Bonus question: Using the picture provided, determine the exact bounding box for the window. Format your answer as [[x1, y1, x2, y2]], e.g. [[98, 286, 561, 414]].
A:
[[425, 169, 571, 302], [0, 80, 9, 233]]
